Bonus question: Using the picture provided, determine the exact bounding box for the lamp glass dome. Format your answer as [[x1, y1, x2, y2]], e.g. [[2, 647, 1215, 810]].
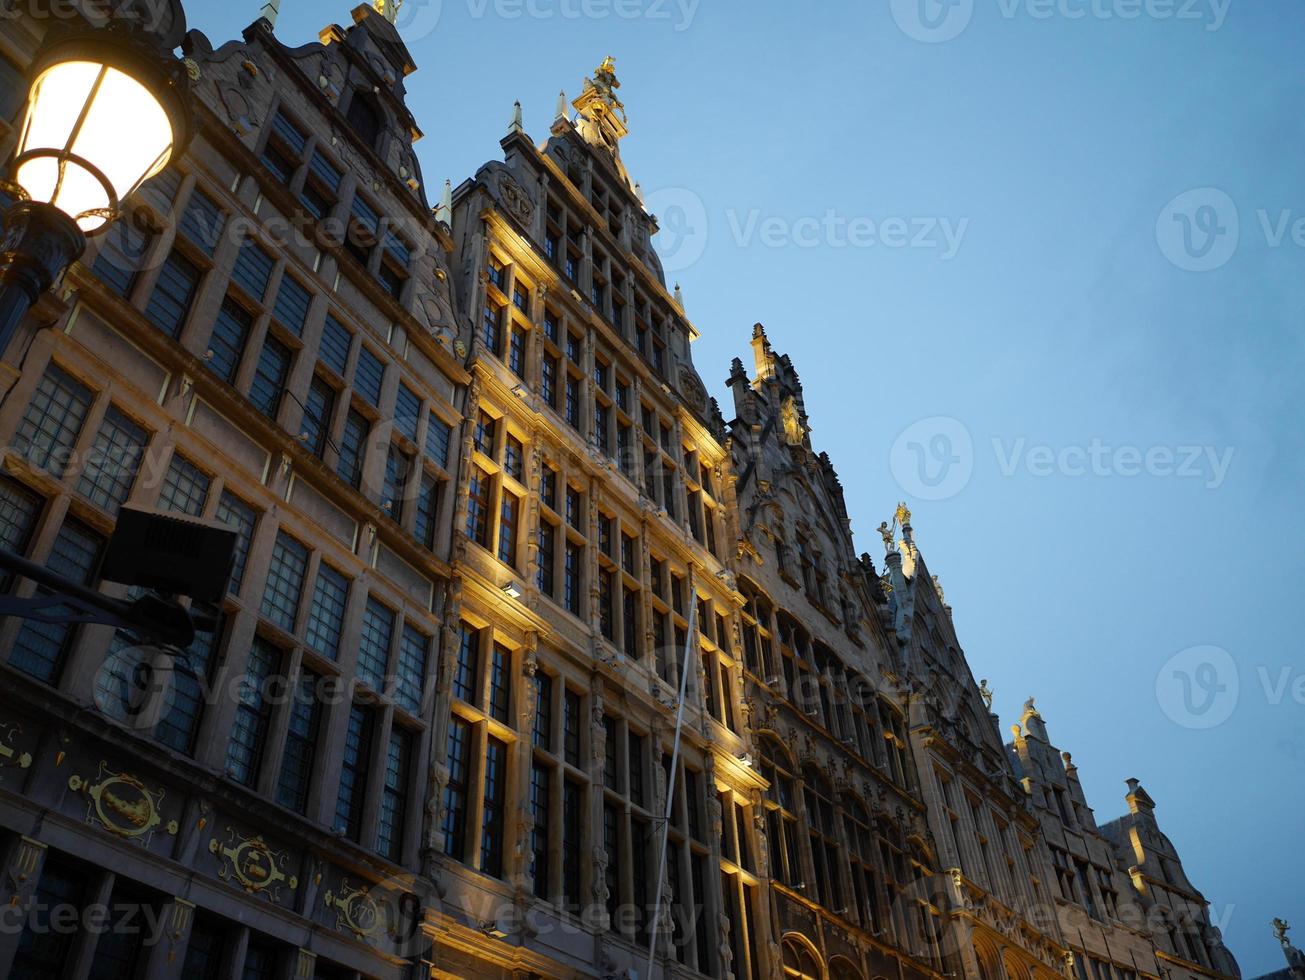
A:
[[15, 58, 176, 233]]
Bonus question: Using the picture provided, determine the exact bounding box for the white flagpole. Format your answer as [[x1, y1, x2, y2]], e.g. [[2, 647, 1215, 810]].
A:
[[645, 598, 698, 979]]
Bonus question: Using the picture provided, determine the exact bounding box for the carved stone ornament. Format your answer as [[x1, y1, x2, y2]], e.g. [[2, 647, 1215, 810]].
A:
[[0, 721, 31, 771], [499, 174, 534, 225], [325, 878, 385, 939], [209, 828, 299, 899], [68, 763, 177, 844], [679, 367, 709, 414]]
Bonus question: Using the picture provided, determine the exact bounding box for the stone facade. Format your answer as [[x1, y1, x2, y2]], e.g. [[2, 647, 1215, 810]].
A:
[[0, 3, 1242, 979]]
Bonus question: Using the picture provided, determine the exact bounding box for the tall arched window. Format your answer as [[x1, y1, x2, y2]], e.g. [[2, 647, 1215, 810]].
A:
[[782, 937, 822, 980], [802, 766, 843, 911], [740, 583, 775, 679], [346, 90, 383, 150], [845, 800, 882, 934], [760, 739, 801, 887], [829, 957, 864, 980]]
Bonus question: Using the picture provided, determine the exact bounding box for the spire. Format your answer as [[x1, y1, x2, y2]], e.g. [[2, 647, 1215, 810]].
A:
[[673, 282, 684, 308], [258, 0, 280, 27], [554, 89, 568, 121], [508, 100, 524, 135], [373, 0, 402, 23], [434, 179, 452, 226]]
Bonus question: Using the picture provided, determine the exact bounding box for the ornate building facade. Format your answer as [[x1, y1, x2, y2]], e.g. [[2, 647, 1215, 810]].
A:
[[0, 3, 1242, 979]]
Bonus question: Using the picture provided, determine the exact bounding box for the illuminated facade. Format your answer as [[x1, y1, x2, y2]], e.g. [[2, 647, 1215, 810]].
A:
[[0, 3, 1241, 980]]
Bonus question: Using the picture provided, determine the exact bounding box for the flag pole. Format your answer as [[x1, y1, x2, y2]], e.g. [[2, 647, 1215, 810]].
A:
[[646, 598, 698, 979]]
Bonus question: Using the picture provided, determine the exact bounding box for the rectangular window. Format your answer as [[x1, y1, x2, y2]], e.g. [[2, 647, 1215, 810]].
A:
[[488, 643, 511, 723], [509, 326, 527, 377], [231, 239, 274, 301], [319, 314, 353, 377], [305, 564, 349, 660], [537, 521, 556, 597], [155, 613, 224, 755], [541, 467, 558, 511], [396, 624, 429, 713], [473, 409, 496, 456], [541, 353, 558, 406], [563, 688, 581, 767], [261, 532, 308, 632], [179, 188, 225, 254], [10, 520, 103, 683], [92, 218, 151, 297], [599, 569, 615, 641], [273, 274, 312, 337], [505, 435, 524, 481], [531, 763, 551, 898], [453, 625, 479, 702], [334, 704, 374, 840], [488, 257, 506, 291], [216, 491, 257, 594], [76, 406, 147, 515], [425, 413, 452, 466], [13, 859, 86, 977], [413, 472, 442, 549], [481, 736, 507, 877], [15, 365, 93, 479], [564, 540, 582, 616], [144, 250, 202, 337], [158, 452, 210, 516], [206, 297, 252, 384], [563, 779, 582, 907], [226, 637, 279, 785], [378, 727, 412, 861], [354, 346, 385, 406], [382, 444, 411, 523], [482, 303, 504, 354], [564, 375, 580, 428], [0, 478, 42, 593], [250, 335, 292, 419], [466, 465, 491, 547], [443, 717, 472, 860], [498, 491, 519, 566], [301, 375, 335, 458], [623, 587, 639, 657], [629, 732, 646, 808], [337, 409, 370, 488], [357, 597, 395, 691], [533, 673, 553, 749], [565, 486, 582, 529], [276, 668, 323, 813], [395, 384, 421, 442]]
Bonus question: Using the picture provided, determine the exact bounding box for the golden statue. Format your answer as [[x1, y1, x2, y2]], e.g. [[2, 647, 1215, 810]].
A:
[[895, 502, 912, 528], [589, 55, 625, 117]]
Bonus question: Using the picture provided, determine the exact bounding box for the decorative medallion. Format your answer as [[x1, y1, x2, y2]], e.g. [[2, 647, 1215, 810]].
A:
[[498, 175, 534, 225], [68, 763, 177, 844], [209, 828, 298, 899], [0, 722, 31, 771], [324, 878, 384, 939]]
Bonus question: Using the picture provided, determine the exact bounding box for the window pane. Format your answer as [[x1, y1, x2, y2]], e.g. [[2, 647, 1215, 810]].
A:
[[226, 636, 279, 785], [157, 453, 210, 517], [179, 188, 225, 254], [305, 564, 349, 660], [0, 477, 43, 592], [395, 384, 421, 441], [335, 704, 374, 840], [216, 492, 257, 595], [319, 314, 352, 376], [354, 346, 385, 406], [273, 274, 312, 337], [378, 727, 412, 860], [75, 406, 147, 515], [10, 520, 103, 683], [425, 414, 452, 467], [396, 624, 429, 713], [206, 298, 252, 383], [260, 532, 308, 631], [358, 597, 395, 691], [250, 335, 292, 418], [14, 365, 93, 479], [337, 410, 369, 488], [276, 668, 323, 813], [144, 250, 201, 337], [231, 240, 274, 301]]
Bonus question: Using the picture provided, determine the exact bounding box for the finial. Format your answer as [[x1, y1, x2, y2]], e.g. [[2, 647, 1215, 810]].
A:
[[555, 90, 568, 121], [258, 0, 281, 27], [434, 179, 452, 226], [978, 679, 994, 712], [509, 101, 524, 134], [673, 282, 683, 308], [373, 0, 402, 24], [895, 502, 912, 528], [634, 181, 644, 203]]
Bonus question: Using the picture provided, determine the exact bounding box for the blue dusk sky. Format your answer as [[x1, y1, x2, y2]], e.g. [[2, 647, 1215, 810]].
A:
[[184, 0, 1304, 973]]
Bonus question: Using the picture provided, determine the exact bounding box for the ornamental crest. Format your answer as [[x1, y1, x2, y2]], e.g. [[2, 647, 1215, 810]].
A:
[[0, 721, 31, 772], [209, 828, 299, 899], [68, 763, 177, 844], [325, 878, 384, 939]]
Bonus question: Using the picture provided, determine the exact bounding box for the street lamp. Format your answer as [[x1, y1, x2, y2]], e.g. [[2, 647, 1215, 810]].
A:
[[0, 0, 192, 353]]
